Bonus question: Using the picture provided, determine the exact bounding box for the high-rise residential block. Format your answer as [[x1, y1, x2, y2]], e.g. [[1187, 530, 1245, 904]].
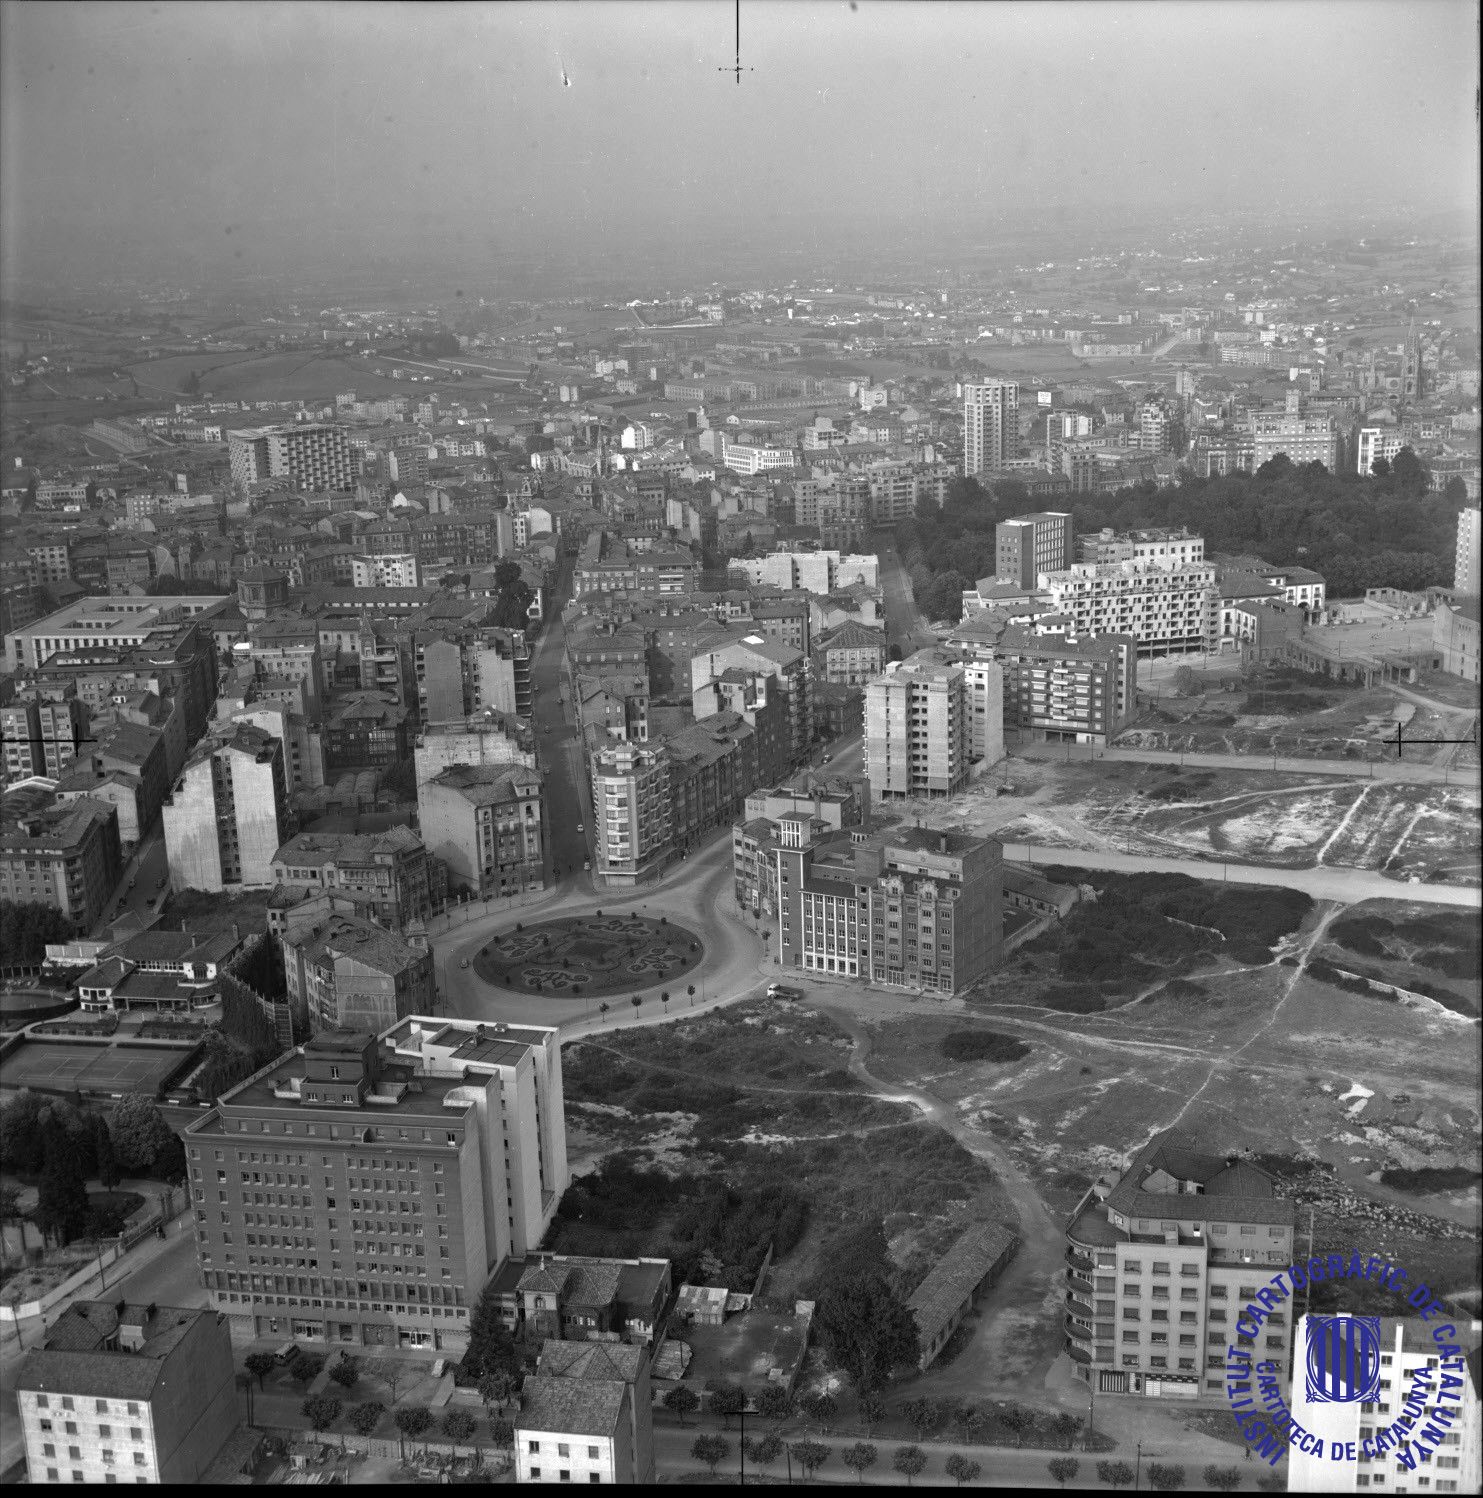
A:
[[963, 380, 1020, 476], [996, 512, 1073, 590], [1038, 560, 1220, 658], [162, 724, 292, 892], [1249, 412, 1338, 470], [1456, 506, 1481, 597], [864, 649, 969, 800], [1065, 1131, 1295, 1400], [591, 740, 671, 884], [183, 1016, 568, 1353], [227, 423, 354, 492]]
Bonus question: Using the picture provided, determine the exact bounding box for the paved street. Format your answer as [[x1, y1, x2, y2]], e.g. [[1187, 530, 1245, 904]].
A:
[[1002, 841, 1482, 908], [872, 532, 937, 658], [652, 1420, 1268, 1489], [90, 823, 169, 938]]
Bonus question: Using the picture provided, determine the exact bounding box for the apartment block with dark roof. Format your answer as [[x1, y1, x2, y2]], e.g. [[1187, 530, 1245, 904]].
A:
[[1064, 1130, 1296, 1402], [16, 1301, 236, 1484]]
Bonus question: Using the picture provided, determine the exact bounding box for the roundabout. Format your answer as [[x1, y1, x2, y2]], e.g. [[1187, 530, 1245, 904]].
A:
[[471, 912, 705, 999]]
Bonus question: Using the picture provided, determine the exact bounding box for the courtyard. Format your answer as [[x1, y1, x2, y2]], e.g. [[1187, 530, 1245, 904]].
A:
[[472, 913, 704, 999]]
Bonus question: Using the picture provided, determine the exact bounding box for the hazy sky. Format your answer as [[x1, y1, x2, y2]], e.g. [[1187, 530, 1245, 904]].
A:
[[2, 0, 1478, 284]]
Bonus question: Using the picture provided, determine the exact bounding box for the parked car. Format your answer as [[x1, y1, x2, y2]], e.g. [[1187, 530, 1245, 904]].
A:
[[576, 823, 584, 834], [460, 958, 470, 969], [767, 983, 803, 1001]]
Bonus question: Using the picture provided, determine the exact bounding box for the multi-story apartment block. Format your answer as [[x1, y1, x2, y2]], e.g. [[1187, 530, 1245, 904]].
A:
[[413, 715, 536, 789], [27, 542, 72, 586], [1077, 528, 1206, 568], [864, 649, 969, 800], [690, 632, 811, 765], [228, 423, 354, 492], [0, 795, 123, 931], [16, 1301, 236, 1485], [574, 533, 699, 597], [1249, 412, 1338, 470], [162, 724, 292, 892], [0, 697, 45, 783], [271, 826, 435, 931], [183, 1016, 568, 1353], [1287, 1315, 1481, 1495], [351, 552, 422, 589], [418, 624, 531, 724], [996, 513, 1074, 590], [945, 613, 1137, 749], [1138, 400, 1173, 455], [767, 820, 1002, 994], [964, 380, 1020, 476], [591, 740, 671, 885], [1357, 427, 1406, 476], [418, 762, 546, 897], [1064, 1131, 1295, 1401], [26, 617, 219, 745], [861, 829, 1002, 994], [1038, 560, 1219, 658], [281, 907, 436, 1037], [812, 620, 887, 686]]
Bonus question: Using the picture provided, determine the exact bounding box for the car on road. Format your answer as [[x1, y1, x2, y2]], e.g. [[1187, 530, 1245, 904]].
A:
[[128, 875, 137, 889], [576, 823, 584, 833], [766, 983, 803, 1000]]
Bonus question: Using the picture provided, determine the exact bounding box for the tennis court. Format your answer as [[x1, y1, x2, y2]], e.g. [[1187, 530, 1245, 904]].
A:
[[0, 1040, 185, 1098]]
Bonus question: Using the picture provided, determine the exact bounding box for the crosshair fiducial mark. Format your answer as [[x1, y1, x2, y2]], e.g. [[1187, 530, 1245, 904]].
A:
[[718, 0, 754, 84]]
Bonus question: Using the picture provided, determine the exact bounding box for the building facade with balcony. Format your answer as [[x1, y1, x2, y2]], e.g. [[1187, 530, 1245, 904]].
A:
[[1064, 1131, 1295, 1402]]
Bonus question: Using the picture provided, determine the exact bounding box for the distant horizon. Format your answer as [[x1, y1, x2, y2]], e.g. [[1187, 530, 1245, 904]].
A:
[[2, 1, 1477, 299]]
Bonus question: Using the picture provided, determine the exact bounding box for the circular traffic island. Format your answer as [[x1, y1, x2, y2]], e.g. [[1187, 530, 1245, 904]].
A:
[[472, 913, 704, 999]]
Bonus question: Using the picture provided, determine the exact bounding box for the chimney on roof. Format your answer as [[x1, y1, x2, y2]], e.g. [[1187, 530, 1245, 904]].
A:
[[939, 834, 949, 853]]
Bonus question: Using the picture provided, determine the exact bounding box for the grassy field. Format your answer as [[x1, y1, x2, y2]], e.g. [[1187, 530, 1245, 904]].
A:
[[556, 1000, 1017, 1297]]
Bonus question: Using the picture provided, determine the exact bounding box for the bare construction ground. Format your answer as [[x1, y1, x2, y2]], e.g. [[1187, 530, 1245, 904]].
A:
[[905, 756, 1480, 884]]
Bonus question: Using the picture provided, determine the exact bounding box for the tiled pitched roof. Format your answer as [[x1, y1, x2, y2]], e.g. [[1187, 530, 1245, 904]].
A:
[[540, 1339, 645, 1383], [907, 1222, 1018, 1345], [516, 1374, 626, 1439]]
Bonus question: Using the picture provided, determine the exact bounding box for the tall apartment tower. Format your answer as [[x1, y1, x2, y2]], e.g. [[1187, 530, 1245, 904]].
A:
[[963, 380, 1020, 477], [1456, 506, 1481, 597], [183, 1016, 569, 1355], [995, 512, 1074, 590], [1065, 1131, 1295, 1401], [228, 424, 354, 492], [864, 649, 969, 800], [162, 723, 291, 892]]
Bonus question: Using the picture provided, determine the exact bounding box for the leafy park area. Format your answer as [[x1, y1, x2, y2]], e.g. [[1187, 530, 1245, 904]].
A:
[[998, 869, 1313, 1009], [0, 1090, 185, 1287], [896, 449, 1463, 626], [473, 912, 703, 998]]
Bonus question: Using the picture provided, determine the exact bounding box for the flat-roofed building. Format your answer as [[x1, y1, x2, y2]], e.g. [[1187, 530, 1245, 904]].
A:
[[0, 793, 123, 932], [7, 595, 228, 673], [864, 649, 969, 800], [183, 1015, 568, 1353], [1038, 560, 1219, 658], [996, 512, 1073, 590], [228, 423, 354, 492], [16, 1301, 236, 1485], [1064, 1130, 1296, 1401]]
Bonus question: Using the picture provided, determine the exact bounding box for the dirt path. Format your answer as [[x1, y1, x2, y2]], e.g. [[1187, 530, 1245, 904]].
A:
[[815, 1000, 1068, 1401]]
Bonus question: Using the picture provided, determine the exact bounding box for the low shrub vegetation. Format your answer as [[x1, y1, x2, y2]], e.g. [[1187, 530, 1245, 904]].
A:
[[938, 1030, 1031, 1064]]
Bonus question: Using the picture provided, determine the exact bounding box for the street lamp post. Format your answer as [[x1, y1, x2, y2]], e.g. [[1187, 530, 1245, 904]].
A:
[[1134, 1441, 1143, 1490]]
